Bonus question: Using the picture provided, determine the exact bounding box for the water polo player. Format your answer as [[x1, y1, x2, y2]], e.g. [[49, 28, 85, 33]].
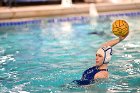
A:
[[72, 20, 129, 86]]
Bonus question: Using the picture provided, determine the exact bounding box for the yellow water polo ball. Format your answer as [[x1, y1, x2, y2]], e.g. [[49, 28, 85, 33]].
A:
[[112, 20, 129, 37]]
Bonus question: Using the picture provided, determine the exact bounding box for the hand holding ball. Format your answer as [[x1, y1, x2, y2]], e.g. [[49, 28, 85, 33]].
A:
[[112, 20, 129, 37]]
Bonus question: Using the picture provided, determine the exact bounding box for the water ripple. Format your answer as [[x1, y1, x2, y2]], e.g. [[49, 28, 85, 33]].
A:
[[0, 47, 5, 55], [0, 54, 15, 65], [9, 82, 30, 93]]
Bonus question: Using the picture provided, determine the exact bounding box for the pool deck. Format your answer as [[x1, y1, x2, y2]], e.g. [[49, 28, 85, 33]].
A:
[[0, 2, 140, 21]]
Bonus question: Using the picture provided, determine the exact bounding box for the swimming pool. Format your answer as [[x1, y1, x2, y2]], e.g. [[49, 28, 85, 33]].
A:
[[0, 12, 140, 93]]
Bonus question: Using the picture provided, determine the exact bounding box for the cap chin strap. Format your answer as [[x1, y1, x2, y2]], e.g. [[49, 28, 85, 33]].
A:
[[98, 47, 112, 68]]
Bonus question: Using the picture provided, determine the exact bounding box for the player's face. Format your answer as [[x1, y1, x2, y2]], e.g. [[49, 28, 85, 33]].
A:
[[96, 53, 104, 66]]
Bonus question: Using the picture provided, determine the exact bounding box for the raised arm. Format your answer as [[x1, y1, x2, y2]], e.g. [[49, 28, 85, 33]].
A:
[[101, 35, 128, 48]]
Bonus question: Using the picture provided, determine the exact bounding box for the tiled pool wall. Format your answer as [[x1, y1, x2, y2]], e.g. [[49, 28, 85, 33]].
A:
[[0, 11, 140, 27]]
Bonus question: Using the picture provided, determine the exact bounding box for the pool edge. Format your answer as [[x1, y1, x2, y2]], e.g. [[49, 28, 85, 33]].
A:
[[0, 3, 140, 20]]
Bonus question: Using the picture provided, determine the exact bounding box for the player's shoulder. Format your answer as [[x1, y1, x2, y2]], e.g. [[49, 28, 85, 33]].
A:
[[94, 71, 109, 79]]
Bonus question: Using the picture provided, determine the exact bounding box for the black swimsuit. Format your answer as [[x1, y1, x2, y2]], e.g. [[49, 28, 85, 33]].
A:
[[72, 66, 108, 85]]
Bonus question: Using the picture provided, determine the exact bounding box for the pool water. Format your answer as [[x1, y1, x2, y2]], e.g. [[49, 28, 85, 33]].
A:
[[0, 14, 140, 93]]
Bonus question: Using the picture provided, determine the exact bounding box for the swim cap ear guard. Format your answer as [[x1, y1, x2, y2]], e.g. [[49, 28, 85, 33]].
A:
[[102, 46, 112, 64]]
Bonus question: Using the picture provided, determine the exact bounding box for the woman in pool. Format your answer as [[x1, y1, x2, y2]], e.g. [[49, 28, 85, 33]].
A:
[[73, 34, 128, 86]]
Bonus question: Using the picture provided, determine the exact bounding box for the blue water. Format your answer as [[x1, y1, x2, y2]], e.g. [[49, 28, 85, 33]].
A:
[[0, 15, 140, 93]]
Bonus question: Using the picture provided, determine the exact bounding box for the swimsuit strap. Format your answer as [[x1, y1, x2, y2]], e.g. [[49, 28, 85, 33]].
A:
[[96, 66, 108, 71], [99, 69, 108, 71]]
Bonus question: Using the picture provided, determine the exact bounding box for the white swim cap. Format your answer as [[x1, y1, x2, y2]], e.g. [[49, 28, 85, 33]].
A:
[[96, 46, 112, 64]]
